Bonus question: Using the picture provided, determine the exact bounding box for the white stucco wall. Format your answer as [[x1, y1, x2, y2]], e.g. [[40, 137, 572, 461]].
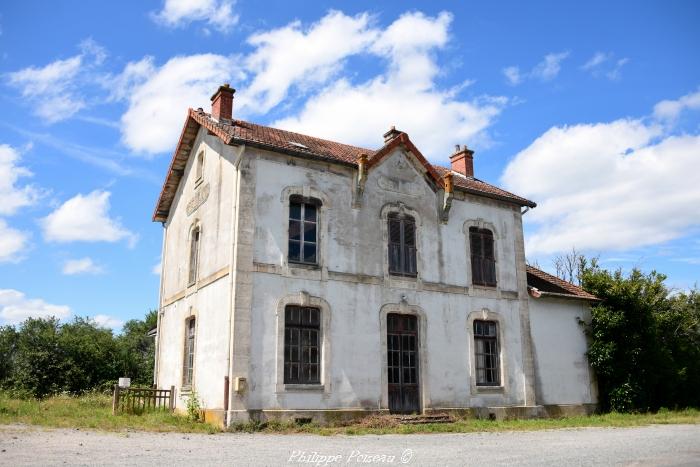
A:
[[529, 297, 598, 406]]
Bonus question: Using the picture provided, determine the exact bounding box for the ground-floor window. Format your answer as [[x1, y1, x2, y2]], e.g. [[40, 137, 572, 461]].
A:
[[473, 319, 500, 386], [284, 305, 320, 384], [182, 318, 196, 387]]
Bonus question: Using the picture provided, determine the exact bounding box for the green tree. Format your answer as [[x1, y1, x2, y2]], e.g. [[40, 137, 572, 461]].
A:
[[116, 309, 157, 385], [0, 325, 18, 386]]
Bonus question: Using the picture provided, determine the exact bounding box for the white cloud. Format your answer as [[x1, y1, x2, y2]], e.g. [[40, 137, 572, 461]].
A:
[[7, 40, 105, 123], [62, 257, 104, 275], [502, 95, 700, 255], [272, 11, 506, 159], [152, 261, 162, 275], [653, 88, 700, 122], [240, 11, 377, 114], [41, 190, 136, 245], [114, 54, 241, 154], [581, 51, 629, 81], [153, 0, 238, 33], [0, 144, 40, 216], [502, 66, 522, 86], [92, 314, 124, 330], [0, 219, 29, 263], [503, 52, 569, 85], [0, 289, 71, 325]]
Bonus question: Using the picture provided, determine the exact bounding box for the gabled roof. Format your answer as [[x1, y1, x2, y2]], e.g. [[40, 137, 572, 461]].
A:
[[526, 266, 599, 301], [153, 109, 536, 222]]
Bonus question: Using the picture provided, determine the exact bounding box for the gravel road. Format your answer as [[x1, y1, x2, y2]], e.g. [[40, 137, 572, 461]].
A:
[[1, 424, 699, 466]]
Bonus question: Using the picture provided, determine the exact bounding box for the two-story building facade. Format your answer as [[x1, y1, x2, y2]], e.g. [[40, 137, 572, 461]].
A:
[[153, 84, 598, 426]]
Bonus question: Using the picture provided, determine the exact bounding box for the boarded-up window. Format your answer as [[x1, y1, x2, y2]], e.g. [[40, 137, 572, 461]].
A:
[[284, 306, 321, 384], [288, 196, 319, 265], [183, 318, 196, 387], [188, 227, 200, 285], [474, 320, 500, 386], [470, 227, 496, 286], [388, 213, 417, 277]]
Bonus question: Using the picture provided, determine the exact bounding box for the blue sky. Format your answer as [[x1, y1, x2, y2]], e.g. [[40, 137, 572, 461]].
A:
[[1, 1, 698, 329]]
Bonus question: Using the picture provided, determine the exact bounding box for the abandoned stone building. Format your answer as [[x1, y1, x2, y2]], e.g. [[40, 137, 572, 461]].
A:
[[152, 84, 599, 426]]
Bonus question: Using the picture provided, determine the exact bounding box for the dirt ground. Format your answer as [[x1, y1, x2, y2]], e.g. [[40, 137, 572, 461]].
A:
[[1, 423, 699, 466]]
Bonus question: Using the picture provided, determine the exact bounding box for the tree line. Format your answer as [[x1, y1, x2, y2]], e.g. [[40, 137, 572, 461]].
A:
[[0, 310, 156, 398]]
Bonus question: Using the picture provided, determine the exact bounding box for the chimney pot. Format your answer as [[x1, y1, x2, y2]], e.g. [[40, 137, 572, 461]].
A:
[[450, 144, 475, 177], [211, 84, 235, 122]]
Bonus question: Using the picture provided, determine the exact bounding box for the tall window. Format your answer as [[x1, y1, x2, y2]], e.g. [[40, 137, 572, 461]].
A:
[[195, 151, 204, 181], [474, 320, 500, 386], [188, 226, 200, 285], [470, 227, 496, 286], [288, 196, 319, 265], [183, 318, 196, 387], [284, 306, 321, 384], [388, 213, 417, 277]]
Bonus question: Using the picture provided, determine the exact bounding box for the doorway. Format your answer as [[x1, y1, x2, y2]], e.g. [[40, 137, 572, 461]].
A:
[[387, 313, 420, 414]]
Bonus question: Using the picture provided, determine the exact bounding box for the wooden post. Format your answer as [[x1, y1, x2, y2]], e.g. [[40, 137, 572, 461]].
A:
[[169, 385, 175, 412], [112, 384, 120, 415]]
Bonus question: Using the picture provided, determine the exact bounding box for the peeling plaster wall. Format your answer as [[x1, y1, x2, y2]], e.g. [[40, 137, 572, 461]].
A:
[[248, 147, 531, 411], [156, 128, 238, 411], [529, 297, 598, 405]]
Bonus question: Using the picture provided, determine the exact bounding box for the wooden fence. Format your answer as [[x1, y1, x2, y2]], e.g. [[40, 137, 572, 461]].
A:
[[112, 385, 175, 415]]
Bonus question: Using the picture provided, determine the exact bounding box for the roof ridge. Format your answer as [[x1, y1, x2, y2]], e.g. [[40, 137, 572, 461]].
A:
[[526, 265, 598, 300]]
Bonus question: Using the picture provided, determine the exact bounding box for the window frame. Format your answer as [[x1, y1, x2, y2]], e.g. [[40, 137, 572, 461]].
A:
[[182, 317, 196, 389], [387, 212, 418, 278], [473, 319, 500, 387], [469, 226, 497, 287], [188, 225, 201, 286], [195, 150, 204, 185], [287, 195, 320, 267], [283, 305, 321, 385]]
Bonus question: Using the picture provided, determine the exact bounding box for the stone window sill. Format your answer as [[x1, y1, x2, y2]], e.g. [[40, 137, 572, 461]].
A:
[[283, 384, 324, 392], [474, 385, 504, 393]]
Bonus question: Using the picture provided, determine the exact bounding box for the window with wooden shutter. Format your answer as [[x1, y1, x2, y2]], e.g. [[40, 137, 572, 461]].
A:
[[469, 227, 496, 286], [288, 196, 320, 265], [188, 227, 200, 285], [388, 213, 417, 277], [284, 306, 321, 384], [473, 320, 500, 386]]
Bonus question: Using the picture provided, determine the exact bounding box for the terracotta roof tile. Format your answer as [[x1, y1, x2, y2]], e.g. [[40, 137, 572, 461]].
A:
[[526, 265, 599, 301], [153, 109, 536, 221]]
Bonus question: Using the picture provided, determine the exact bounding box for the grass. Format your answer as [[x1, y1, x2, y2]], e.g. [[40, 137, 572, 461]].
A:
[[1, 392, 698, 435], [0, 391, 219, 434], [228, 409, 700, 436]]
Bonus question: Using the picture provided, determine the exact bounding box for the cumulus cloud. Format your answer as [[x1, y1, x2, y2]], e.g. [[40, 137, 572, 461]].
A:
[[581, 51, 629, 80], [0, 219, 29, 263], [0, 289, 71, 325], [502, 93, 700, 255], [241, 11, 376, 114], [113, 54, 241, 154], [92, 314, 124, 330], [62, 257, 104, 275], [503, 52, 569, 85], [153, 0, 238, 32], [0, 144, 40, 216], [6, 39, 106, 123], [152, 261, 162, 275], [41, 190, 136, 246], [653, 88, 700, 122], [273, 11, 506, 159]]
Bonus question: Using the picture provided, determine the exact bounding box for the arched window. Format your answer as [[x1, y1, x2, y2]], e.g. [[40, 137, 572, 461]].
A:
[[195, 151, 204, 182], [388, 212, 417, 277], [288, 195, 320, 265], [188, 226, 200, 285], [469, 227, 496, 286]]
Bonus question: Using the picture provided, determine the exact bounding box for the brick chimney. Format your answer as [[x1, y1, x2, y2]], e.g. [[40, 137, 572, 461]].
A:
[[450, 144, 475, 177], [383, 125, 401, 143], [211, 84, 235, 122]]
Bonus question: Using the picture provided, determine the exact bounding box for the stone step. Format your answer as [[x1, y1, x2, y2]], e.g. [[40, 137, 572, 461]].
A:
[[394, 414, 455, 424]]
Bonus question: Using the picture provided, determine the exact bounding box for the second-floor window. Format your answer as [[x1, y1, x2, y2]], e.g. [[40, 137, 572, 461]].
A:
[[188, 226, 200, 285], [470, 227, 496, 286], [388, 212, 417, 277], [288, 195, 319, 265]]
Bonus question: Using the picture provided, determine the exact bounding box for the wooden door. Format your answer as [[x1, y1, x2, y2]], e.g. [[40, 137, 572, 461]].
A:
[[387, 314, 420, 414]]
